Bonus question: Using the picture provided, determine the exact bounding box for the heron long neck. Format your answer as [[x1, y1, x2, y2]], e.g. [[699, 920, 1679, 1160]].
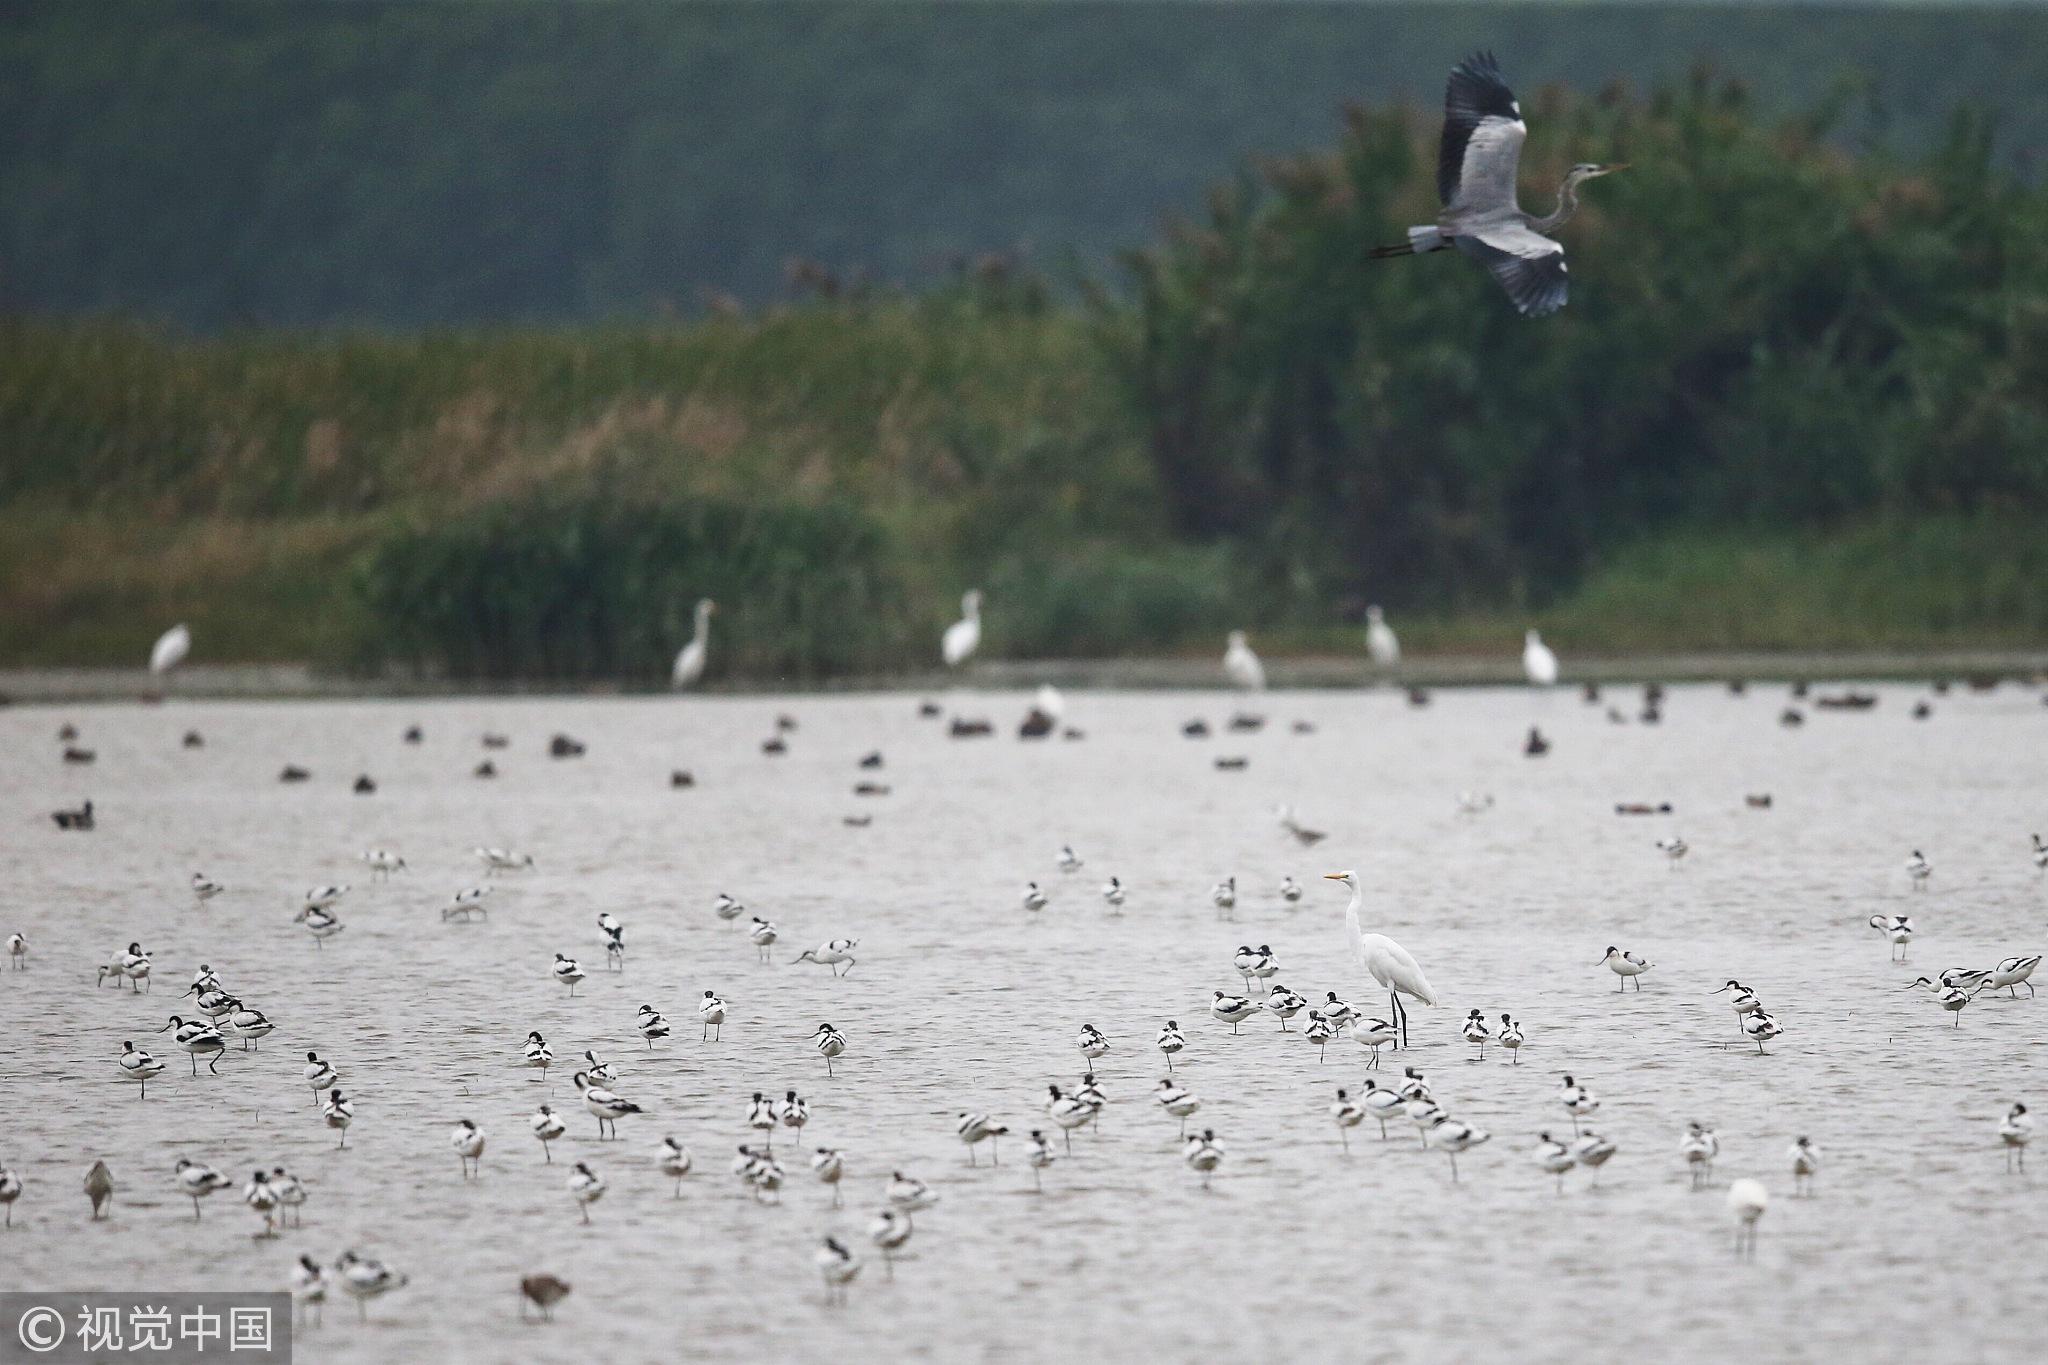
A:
[[1530, 175, 1581, 235], [1343, 884, 1367, 968], [692, 606, 711, 646]]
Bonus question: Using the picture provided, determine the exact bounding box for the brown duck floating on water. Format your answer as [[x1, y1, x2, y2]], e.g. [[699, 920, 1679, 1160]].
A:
[[1228, 713, 1265, 733], [1745, 794, 1774, 808], [181, 730, 204, 749], [948, 717, 993, 738], [1018, 709, 1056, 739], [669, 769, 695, 788], [854, 782, 890, 797], [279, 765, 311, 783], [549, 734, 586, 758], [62, 746, 95, 764]]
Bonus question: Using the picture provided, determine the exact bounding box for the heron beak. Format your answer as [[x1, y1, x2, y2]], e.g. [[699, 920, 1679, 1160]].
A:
[[1322, 873, 1345, 881], [1598, 163, 1630, 176]]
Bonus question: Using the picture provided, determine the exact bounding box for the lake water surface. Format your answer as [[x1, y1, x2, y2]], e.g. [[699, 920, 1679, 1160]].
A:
[[2, 684, 2042, 1362]]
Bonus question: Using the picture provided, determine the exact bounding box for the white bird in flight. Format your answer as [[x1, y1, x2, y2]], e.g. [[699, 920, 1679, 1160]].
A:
[[670, 598, 716, 688], [1522, 630, 1558, 686], [1222, 631, 1265, 691], [150, 623, 192, 675], [1325, 870, 1437, 1049], [942, 590, 983, 667]]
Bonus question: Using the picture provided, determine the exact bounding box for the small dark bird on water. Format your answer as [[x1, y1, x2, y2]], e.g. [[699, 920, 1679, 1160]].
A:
[[776, 715, 799, 733], [1018, 709, 1055, 738], [549, 734, 586, 758], [1524, 727, 1550, 757], [859, 752, 883, 769], [917, 700, 942, 718], [403, 725, 423, 744], [762, 736, 788, 755], [1407, 687, 1431, 708], [52, 800, 94, 831], [670, 770, 695, 788], [352, 775, 376, 795], [474, 760, 498, 779], [63, 747, 95, 764], [279, 765, 310, 783], [519, 1273, 571, 1322], [182, 730, 204, 749], [1181, 719, 1210, 738], [84, 1161, 114, 1219]]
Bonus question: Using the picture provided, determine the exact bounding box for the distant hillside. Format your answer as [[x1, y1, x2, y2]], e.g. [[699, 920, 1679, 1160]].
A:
[[6, 1, 2048, 326]]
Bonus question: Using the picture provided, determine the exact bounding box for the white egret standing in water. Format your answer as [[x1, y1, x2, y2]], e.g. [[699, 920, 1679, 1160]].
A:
[[1324, 871, 1437, 1049], [942, 591, 983, 667], [1223, 631, 1265, 690], [150, 623, 192, 675], [670, 599, 716, 688], [1522, 630, 1558, 686]]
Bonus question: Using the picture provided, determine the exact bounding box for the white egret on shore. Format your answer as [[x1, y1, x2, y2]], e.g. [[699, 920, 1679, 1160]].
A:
[[1366, 606, 1400, 668], [1325, 871, 1437, 1048], [942, 590, 983, 667], [670, 598, 716, 688], [1223, 631, 1265, 690], [1522, 629, 1558, 685], [150, 623, 191, 675]]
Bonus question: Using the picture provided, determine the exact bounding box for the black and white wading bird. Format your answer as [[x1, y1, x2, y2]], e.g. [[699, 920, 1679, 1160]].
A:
[[1370, 52, 1625, 316]]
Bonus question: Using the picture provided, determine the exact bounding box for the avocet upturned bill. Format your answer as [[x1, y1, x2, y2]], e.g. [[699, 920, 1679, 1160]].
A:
[[792, 939, 859, 976], [1600, 946, 1654, 991]]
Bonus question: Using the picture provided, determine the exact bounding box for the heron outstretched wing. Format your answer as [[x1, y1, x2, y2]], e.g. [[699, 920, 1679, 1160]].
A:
[[1456, 223, 1569, 317], [1439, 51, 1527, 212]]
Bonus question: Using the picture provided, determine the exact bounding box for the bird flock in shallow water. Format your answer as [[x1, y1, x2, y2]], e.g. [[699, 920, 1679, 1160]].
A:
[[6, 661, 2044, 1318]]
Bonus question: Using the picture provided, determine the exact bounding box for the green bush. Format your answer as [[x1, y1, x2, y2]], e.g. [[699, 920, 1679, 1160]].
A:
[[355, 493, 910, 681]]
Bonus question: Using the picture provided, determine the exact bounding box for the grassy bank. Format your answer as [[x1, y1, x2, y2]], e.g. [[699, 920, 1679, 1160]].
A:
[[4, 311, 2046, 674]]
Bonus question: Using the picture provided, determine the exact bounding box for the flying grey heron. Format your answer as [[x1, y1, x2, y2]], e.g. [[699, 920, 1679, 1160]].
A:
[[1371, 52, 1625, 317]]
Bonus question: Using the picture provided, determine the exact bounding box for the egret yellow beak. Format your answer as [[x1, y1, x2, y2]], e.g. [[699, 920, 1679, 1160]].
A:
[[1322, 872, 1345, 881]]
